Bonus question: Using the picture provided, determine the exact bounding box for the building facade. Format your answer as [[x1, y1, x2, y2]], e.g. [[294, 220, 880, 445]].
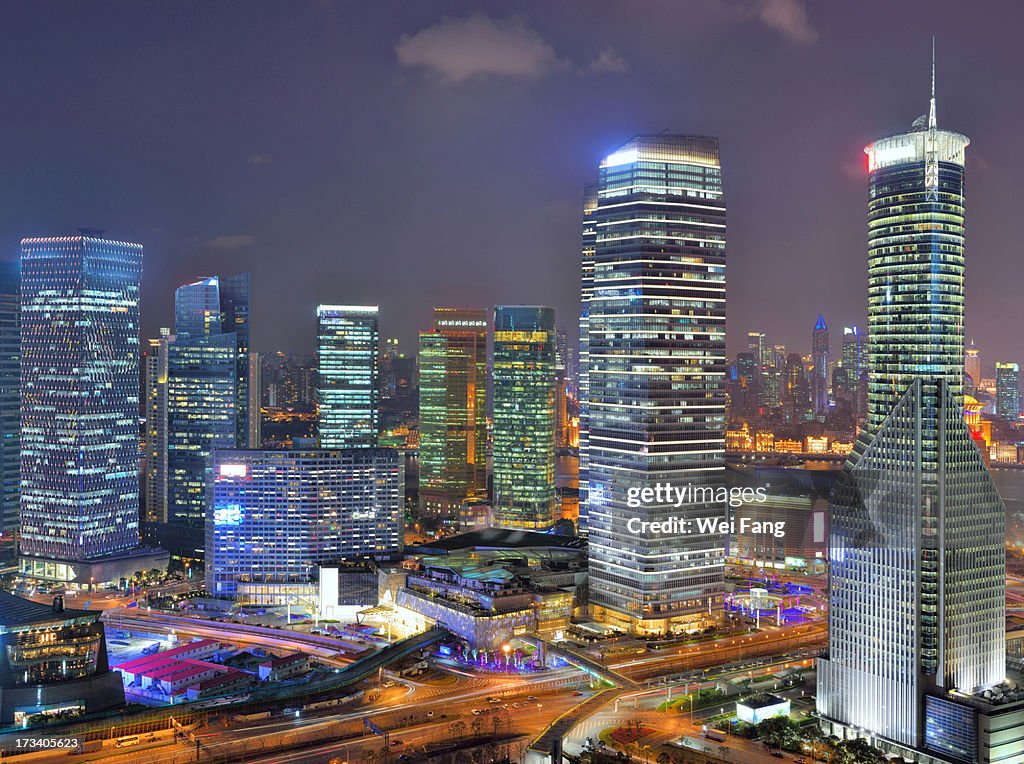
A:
[[583, 135, 727, 634], [817, 63, 1007, 762], [0, 262, 19, 537], [812, 315, 829, 415], [206, 448, 403, 605], [418, 308, 488, 518], [19, 233, 165, 583], [491, 305, 557, 530], [995, 362, 1019, 421], [317, 305, 379, 448]]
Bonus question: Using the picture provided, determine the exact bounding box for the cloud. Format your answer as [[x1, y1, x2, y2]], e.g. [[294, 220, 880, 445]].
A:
[[754, 0, 818, 44], [202, 234, 256, 250], [247, 154, 272, 165], [396, 14, 562, 84], [586, 47, 627, 75]]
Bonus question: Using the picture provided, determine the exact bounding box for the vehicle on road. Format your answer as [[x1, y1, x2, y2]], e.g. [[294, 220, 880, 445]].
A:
[[115, 736, 140, 749]]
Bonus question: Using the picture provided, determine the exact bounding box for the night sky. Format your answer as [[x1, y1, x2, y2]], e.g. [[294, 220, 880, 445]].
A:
[[3, 1, 1023, 373]]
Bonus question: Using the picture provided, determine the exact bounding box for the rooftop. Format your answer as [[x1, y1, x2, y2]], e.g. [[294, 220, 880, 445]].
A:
[[0, 592, 96, 629]]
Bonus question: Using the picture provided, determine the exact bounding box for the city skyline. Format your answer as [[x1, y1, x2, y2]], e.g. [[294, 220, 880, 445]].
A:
[[1, 3, 1024, 365]]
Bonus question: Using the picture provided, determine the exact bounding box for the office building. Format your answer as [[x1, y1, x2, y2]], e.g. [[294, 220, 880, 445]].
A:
[[143, 330, 172, 525], [812, 315, 829, 415], [0, 262, 18, 537], [995, 362, 1019, 422], [317, 305, 379, 448], [205, 448, 403, 606], [418, 308, 488, 517], [164, 275, 252, 542], [583, 135, 727, 634], [747, 331, 770, 367], [19, 233, 165, 584], [492, 305, 557, 530], [578, 184, 598, 536], [817, 56, 1008, 763]]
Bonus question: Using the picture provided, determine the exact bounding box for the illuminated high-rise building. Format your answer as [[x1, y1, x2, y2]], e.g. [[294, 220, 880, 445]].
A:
[[812, 315, 829, 415], [143, 330, 172, 525], [19, 232, 165, 583], [165, 275, 252, 543], [995, 362, 1019, 422], [418, 308, 487, 517], [578, 183, 598, 536], [747, 331, 769, 367], [317, 306, 379, 448], [817, 54, 1008, 763], [583, 135, 726, 634], [965, 340, 980, 390], [492, 305, 557, 529], [0, 262, 19, 537]]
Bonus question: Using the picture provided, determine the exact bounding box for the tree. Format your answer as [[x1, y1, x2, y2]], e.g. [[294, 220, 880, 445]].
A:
[[449, 719, 467, 738], [471, 715, 483, 737]]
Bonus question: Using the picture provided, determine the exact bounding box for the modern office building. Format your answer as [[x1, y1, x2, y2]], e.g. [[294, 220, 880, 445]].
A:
[[163, 276, 252, 536], [965, 340, 981, 391], [418, 308, 488, 517], [817, 58, 1009, 763], [0, 262, 19, 537], [578, 184, 598, 536], [205, 448, 403, 605], [583, 135, 727, 634], [811, 315, 829, 415], [995, 362, 1019, 422], [492, 305, 557, 530], [317, 305, 379, 448], [747, 332, 770, 368], [19, 233, 165, 583], [143, 330, 172, 525], [841, 326, 866, 379]]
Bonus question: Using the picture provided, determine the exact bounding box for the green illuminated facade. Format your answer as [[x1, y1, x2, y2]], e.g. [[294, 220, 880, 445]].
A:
[[418, 308, 488, 518], [317, 305, 379, 448], [492, 306, 557, 529]]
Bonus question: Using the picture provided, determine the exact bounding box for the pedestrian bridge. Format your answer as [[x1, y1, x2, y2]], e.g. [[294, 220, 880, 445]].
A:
[[518, 636, 640, 690]]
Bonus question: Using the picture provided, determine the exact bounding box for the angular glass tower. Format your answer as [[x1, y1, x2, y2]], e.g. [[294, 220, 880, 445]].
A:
[[817, 58, 1006, 760], [583, 135, 727, 634], [492, 305, 557, 529], [418, 308, 488, 518], [19, 234, 142, 568], [995, 362, 1019, 421], [317, 305, 379, 448]]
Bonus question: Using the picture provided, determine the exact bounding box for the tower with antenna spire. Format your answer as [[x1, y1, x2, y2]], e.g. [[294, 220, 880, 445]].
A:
[[817, 45, 1008, 762]]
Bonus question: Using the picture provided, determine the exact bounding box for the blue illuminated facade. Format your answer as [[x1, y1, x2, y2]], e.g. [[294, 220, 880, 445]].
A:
[[19, 234, 142, 577]]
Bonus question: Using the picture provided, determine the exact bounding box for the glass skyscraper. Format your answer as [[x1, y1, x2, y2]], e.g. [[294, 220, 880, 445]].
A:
[[317, 305, 379, 448], [492, 305, 557, 529], [995, 362, 1019, 421], [418, 308, 488, 518], [817, 62, 1006, 761], [164, 275, 252, 538], [583, 135, 727, 634], [0, 261, 19, 538], [811, 315, 829, 415], [19, 234, 143, 578]]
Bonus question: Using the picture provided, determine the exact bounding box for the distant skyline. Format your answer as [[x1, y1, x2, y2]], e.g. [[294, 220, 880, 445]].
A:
[[1, 2, 1022, 363]]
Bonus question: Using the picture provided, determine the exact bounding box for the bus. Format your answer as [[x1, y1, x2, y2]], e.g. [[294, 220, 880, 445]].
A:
[[115, 736, 140, 748]]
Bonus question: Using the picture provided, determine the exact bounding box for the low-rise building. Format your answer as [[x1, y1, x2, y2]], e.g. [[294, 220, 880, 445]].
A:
[[258, 652, 309, 682]]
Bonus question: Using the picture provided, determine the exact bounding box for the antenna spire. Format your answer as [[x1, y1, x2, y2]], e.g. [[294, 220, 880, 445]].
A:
[[928, 36, 937, 129]]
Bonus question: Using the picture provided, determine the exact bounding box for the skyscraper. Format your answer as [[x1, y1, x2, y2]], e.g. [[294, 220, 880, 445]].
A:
[[19, 232, 165, 583], [143, 330, 171, 525], [812, 315, 829, 415], [492, 305, 557, 530], [316, 306, 379, 448], [163, 275, 252, 547], [583, 135, 726, 634], [995, 362, 1019, 421], [418, 308, 488, 517], [578, 183, 598, 536], [817, 55, 1006, 762], [0, 262, 19, 537]]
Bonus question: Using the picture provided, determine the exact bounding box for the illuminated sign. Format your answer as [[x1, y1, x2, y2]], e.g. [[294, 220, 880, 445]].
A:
[[603, 148, 639, 167], [213, 504, 243, 526], [219, 464, 248, 478]]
